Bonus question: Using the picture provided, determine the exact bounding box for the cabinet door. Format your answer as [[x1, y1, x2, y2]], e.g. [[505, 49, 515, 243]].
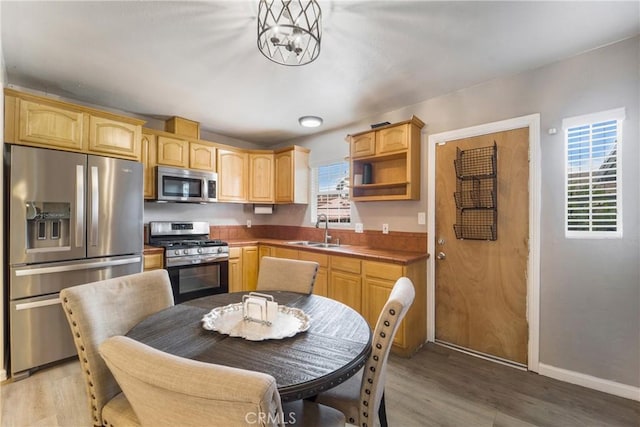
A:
[[249, 153, 275, 203], [18, 99, 86, 150], [376, 124, 408, 154], [313, 267, 328, 297], [217, 149, 248, 202], [189, 142, 216, 171], [329, 271, 362, 313], [350, 131, 375, 158], [141, 132, 157, 199], [157, 136, 189, 168], [242, 246, 259, 291], [274, 150, 294, 203], [228, 247, 243, 293], [364, 277, 406, 348], [143, 253, 163, 271], [259, 245, 274, 260], [88, 115, 141, 160]]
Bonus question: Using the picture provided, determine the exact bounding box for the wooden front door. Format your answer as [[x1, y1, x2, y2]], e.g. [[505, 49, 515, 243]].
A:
[[435, 127, 529, 365]]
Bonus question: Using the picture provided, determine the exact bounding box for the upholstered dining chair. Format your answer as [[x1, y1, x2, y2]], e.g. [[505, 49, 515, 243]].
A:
[[60, 269, 174, 427], [256, 256, 319, 294], [314, 277, 415, 427], [99, 335, 346, 427]]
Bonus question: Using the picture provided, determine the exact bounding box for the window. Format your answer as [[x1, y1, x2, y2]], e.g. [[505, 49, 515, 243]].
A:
[[312, 161, 351, 224], [563, 107, 625, 238]]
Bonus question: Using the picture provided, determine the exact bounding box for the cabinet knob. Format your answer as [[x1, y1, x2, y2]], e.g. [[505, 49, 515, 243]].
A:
[[436, 252, 446, 260]]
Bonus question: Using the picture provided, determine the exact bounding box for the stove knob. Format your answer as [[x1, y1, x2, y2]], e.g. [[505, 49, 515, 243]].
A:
[[216, 247, 223, 254], [174, 250, 180, 256], [183, 249, 189, 255], [197, 248, 203, 254]]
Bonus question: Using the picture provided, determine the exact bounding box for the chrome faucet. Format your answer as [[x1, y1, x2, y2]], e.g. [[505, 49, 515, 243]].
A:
[[315, 214, 332, 244]]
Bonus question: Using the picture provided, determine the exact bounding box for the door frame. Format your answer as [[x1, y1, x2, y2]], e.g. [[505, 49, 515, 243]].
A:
[[426, 114, 541, 372]]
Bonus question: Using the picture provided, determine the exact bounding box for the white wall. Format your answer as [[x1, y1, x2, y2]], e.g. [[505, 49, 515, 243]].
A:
[[284, 37, 640, 389]]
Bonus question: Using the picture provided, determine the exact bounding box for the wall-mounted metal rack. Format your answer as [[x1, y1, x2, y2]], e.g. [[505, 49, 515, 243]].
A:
[[453, 143, 498, 240]]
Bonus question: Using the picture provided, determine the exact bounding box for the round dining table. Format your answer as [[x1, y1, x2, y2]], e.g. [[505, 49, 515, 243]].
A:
[[126, 291, 372, 401]]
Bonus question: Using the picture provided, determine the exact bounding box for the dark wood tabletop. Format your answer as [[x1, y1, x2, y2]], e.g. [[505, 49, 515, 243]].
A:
[[126, 291, 372, 401]]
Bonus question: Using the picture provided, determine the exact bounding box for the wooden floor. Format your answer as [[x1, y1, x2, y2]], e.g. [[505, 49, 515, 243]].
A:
[[1, 343, 638, 426]]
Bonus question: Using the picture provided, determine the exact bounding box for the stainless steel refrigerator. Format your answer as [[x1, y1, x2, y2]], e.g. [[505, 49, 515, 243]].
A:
[[6, 145, 143, 379]]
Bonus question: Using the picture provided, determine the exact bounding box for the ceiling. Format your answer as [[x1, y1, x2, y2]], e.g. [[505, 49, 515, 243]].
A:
[[2, 1, 638, 146]]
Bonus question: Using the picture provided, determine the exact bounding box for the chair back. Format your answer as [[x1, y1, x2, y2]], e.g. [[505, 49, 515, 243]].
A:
[[360, 277, 415, 426], [256, 256, 319, 294], [99, 335, 284, 427], [60, 269, 174, 426]]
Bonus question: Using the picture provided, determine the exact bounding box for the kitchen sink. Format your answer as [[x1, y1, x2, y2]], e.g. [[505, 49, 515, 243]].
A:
[[286, 241, 343, 248]]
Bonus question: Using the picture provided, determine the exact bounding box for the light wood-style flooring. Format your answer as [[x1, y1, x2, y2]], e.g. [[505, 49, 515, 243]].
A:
[[1, 343, 638, 426]]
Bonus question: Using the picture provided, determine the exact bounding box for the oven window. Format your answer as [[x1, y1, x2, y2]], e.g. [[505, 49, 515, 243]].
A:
[[162, 176, 203, 198], [178, 264, 221, 294]]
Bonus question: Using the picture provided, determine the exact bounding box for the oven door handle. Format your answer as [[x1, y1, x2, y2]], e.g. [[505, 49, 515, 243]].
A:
[[166, 255, 229, 267]]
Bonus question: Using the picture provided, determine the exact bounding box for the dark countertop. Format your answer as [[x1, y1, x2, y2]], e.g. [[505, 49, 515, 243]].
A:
[[227, 238, 429, 265]]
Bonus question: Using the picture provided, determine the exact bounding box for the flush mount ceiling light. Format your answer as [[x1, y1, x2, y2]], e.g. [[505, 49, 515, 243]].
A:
[[298, 116, 323, 128], [257, 0, 322, 66]]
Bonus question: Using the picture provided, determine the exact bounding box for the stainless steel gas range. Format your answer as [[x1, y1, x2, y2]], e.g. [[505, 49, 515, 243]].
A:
[[148, 221, 229, 303]]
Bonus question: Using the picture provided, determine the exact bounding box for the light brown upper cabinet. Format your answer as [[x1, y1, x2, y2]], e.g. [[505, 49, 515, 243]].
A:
[[249, 152, 274, 203], [217, 148, 248, 202], [274, 146, 310, 204], [15, 98, 86, 151], [189, 141, 216, 171], [141, 131, 157, 200], [88, 115, 141, 160], [156, 135, 189, 168], [5, 89, 144, 161], [347, 115, 424, 201]]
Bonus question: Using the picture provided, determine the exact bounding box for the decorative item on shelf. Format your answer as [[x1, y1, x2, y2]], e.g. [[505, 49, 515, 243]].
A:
[[353, 174, 363, 186], [243, 292, 278, 325], [362, 163, 373, 184], [453, 142, 498, 241], [257, 0, 322, 66]]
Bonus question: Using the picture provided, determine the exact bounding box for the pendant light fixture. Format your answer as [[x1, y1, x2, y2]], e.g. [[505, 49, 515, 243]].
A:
[[257, 0, 322, 66]]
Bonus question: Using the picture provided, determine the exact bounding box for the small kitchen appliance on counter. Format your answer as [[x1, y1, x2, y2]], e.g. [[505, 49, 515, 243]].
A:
[[148, 221, 229, 303]]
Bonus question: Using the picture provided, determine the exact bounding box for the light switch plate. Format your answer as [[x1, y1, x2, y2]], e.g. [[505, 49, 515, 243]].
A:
[[355, 223, 364, 233], [418, 212, 426, 225], [382, 223, 389, 234], [246, 219, 252, 228]]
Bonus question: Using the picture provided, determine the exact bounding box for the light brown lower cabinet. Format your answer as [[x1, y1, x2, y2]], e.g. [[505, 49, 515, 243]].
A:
[[255, 245, 426, 355], [143, 252, 163, 271], [228, 247, 243, 293]]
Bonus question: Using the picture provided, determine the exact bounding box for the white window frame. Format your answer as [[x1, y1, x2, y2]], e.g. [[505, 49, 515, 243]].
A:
[[562, 107, 625, 239], [310, 160, 352, 227]]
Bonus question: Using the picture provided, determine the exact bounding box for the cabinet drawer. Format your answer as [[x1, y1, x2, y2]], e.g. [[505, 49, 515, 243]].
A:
[[229, 247, 242, 259], [274, 247, 298, 260], [143, 253, 164, 271], [331, 256, 361, 274], [298, 250, 328, 268], [364, 261, 403, 281]]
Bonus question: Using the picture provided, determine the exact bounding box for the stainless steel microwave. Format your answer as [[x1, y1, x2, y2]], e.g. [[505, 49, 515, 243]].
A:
[[156, 166, 217, 203]]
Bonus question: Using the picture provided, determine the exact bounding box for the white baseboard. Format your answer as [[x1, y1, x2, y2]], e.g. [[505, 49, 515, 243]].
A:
[[0, 369, 6, 382], [538, 363, 640, 401]]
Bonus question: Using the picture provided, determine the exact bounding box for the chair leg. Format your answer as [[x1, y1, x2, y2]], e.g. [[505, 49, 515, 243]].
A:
[[379, 392, 388, 427]]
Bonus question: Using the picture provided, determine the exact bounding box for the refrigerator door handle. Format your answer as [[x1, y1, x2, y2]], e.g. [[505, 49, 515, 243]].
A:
[[15, 297, 61, 311], [90, 166, 99, 246], [75, 165, 84, 248], [14, 256, 142, 277]]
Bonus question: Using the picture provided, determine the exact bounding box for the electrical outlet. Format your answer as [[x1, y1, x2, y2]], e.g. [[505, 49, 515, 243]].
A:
[[382, 223, 389, 234], [246, 219, 252, 228], [418, 212, 426, 225], [355, 223, 364, 233]]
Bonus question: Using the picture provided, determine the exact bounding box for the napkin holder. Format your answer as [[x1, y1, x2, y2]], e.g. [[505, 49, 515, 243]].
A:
[[242, 292, 277, 326]]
